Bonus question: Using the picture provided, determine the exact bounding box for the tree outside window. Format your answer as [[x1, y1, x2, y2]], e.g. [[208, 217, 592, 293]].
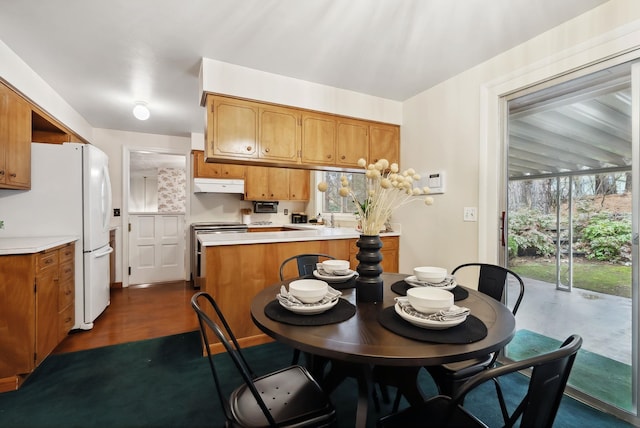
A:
[[321, 171, 366, 214]]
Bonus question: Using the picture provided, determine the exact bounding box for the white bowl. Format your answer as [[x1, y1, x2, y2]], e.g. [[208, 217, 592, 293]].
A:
[[322, 259, 350, 274], [406, 287, 453, 314], [413, 266, 447, 283], [289, 279, 328, 303]]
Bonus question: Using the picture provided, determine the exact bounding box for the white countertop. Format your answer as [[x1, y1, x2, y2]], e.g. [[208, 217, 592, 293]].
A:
[[199, 224, 399, 247], [0, 236, 79, 255]]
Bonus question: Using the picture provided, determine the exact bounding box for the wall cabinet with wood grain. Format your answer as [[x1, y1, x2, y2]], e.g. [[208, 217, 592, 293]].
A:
[[0, 84, 31, 190], [204, 94, 400, 170]]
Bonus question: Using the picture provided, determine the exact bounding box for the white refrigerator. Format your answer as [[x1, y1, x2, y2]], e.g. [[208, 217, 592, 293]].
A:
[[0, 142, 113, 329]]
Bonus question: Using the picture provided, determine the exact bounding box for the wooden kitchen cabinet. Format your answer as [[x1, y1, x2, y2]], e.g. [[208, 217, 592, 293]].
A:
[[204, 93, 400, 170], [336, 117, 369, 167], [245, 165, 290, 201], [202, 238, 351, 352], [349, 236, 399, 273], [288, 168, 310, 201], [192, 150, 245, 178], [300, 112, 336, 165], [0, 84, 31, 190], [369, 122, 400, 166], [206, 96, 259, 159], [205, 95, 301, 164], [259, 105, 301, 163], [0, 242, 75, 392]]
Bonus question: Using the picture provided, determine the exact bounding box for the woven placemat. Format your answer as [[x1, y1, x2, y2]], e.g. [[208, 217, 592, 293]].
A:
[[378, 306, 487, 344], [390, 280, 469, 301], [264, 299, 356, 326]]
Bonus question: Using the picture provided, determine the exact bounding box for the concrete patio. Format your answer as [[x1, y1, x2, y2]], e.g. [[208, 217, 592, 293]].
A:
[[506, 277, 632, 364]]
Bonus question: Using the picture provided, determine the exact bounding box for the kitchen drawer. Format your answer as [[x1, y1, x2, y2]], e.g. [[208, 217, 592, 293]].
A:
[[58, 276, 74, 310], [58, 304, 74, 340], [37, 251, 58, 272], [59, 260, 74, 283], [59, 244, 74, 263]]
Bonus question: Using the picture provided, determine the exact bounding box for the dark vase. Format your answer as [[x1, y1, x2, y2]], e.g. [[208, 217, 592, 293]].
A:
[[355, 234, 383, 302]]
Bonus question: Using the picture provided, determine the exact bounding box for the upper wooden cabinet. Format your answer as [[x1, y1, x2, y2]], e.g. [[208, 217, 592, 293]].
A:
[[205, 94, 400, 170], [336, 118, 369, 168], [369, 122, 400, 166], [0, 84, 31, 190], [259, 105, 301, 163], [206, 96, 301, 164], [245, 165, 289, 201], [288, 168, 310, 201], [244, 165, 310, 201], [192, 150, 245, 179], [301, 112, 336, 166], [207, 96, 259, 159], [0, 81, 86, 191]]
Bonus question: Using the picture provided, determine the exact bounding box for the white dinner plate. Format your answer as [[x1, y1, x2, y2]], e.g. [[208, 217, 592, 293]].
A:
[[405, 275, 457, 290], [279, 297, 340, 315], [313, 269, 357, 282], [395, 303, 466, 330]]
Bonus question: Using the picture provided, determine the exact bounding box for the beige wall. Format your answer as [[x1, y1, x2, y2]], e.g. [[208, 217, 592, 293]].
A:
[[398, 0, 640, 280]]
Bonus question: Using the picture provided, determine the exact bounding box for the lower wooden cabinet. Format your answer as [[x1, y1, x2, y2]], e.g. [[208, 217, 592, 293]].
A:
[[0, 242, 75, 392], [349, 236, 399, 273]]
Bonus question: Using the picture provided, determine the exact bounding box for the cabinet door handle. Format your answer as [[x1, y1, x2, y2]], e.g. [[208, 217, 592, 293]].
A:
[[246, 146, 252, 152], [264, 147, 270, 153], [0, 170, 4, 176], [10, 173, 16, 178]]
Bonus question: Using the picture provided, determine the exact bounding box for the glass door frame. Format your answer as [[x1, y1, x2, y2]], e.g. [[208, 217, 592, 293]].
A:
[[496, 59, 640, 423]]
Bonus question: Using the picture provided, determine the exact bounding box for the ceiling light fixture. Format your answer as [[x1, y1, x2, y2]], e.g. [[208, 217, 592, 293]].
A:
[[133, 101, 150, 121]]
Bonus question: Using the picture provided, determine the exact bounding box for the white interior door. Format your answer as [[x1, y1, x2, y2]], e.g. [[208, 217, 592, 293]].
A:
[[128, 214, 185, 285]]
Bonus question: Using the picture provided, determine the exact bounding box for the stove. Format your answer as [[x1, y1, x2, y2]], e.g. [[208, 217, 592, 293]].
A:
[[190, 221, 249, 288]]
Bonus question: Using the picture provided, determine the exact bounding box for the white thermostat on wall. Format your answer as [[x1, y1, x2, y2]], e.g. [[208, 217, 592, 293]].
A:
[[426, 171, 445, 194]]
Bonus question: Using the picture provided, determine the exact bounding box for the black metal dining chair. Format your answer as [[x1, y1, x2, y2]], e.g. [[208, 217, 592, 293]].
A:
[[279, 253, 336, 365], [379, 263, 525, 415], [191, 291, 336, 427], [279, 253, 336, 281], [425, 263, 525, 401], [378, 334, 582, 428]]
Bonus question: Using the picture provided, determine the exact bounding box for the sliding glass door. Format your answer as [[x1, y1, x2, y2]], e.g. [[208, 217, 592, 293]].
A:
[[503, 61, 638, 419]]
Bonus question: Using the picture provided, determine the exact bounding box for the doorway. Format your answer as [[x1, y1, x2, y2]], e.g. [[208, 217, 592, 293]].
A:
[[503, 61, 636, 417], [123, 148, 188, 286]]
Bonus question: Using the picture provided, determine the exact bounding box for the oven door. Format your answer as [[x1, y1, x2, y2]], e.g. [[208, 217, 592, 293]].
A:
[[192, 228, 247, 289]]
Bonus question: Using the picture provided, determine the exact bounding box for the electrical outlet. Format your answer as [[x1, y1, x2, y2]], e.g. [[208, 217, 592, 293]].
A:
[[284, 209, 288, 215], [463, 207, 477, 222]]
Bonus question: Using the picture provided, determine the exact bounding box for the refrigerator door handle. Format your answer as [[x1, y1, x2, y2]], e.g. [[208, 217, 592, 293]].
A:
[[102, 165, 113, 231], [94, 246, 114, 258]]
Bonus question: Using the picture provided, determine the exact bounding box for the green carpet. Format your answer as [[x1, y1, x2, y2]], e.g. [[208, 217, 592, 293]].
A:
[[507, 329, 632, 412], [0, 331, 633, 427]]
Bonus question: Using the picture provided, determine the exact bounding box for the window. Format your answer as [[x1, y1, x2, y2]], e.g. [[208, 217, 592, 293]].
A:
[[321, 171, 367, 214]]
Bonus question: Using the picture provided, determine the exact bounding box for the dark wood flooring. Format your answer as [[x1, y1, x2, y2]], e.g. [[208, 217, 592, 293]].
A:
[[54, 281, 199, 354]]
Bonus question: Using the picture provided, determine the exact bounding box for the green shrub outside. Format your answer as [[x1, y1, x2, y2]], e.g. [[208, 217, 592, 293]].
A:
[[509, 209, 631, 263], [509, 208, 632, 298]]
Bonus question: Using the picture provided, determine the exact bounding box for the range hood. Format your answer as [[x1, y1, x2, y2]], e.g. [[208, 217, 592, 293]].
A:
[[193, 178, 245, 194]]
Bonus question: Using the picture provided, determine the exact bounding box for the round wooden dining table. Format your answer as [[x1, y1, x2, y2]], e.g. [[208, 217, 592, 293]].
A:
[[250, 272, 516, 427]]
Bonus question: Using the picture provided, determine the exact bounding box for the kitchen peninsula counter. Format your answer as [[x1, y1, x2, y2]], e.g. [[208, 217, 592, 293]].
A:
[[198, 225, 400, 247], [199, 225, 400, 353], [0, 236, 79, 255]]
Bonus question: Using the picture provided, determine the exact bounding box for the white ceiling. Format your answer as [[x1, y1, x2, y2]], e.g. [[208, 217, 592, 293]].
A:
[[0, 0, 609, 138]]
